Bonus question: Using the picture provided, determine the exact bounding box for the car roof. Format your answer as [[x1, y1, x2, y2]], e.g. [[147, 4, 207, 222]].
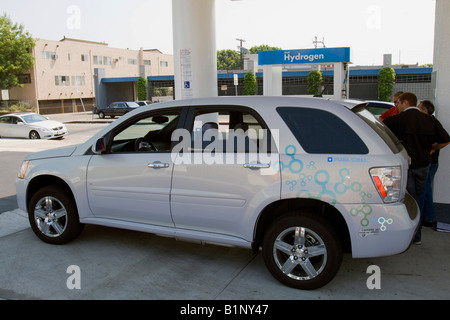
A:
[[1, 112, 36, 117], [140, 96, 358, 111]]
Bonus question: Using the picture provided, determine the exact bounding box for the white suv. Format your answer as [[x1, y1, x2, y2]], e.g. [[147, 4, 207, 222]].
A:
[[16, 97, 419, 290]]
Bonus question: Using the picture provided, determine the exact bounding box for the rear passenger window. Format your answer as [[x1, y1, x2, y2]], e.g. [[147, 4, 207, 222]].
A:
[[277, 107, 369, 154]]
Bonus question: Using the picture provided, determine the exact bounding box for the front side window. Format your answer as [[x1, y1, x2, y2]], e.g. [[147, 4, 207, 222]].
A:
[[109, 111, 181, 153]]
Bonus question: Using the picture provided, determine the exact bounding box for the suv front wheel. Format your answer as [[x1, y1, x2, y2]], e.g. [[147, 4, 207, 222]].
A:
[[262, 211, 343, 290], [28, 186, 84, 245]]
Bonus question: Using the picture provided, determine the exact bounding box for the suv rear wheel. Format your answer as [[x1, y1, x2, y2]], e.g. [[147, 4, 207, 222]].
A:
[[28, 186, 84, 244], [262, 211, 343, 290]]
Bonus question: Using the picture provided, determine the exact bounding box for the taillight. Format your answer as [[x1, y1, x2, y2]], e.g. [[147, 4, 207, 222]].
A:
[[370, 167, 401, 203]]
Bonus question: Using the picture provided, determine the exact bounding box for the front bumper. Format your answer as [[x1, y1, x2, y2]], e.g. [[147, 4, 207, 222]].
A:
[[346, 193, 420, 258], [41, 129, 68, 139]]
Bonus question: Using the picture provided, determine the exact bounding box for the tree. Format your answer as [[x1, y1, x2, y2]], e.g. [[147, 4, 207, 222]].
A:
[[243, 72, 257, 95], [0, 14, 35, 89], [137, 77, 147, 100], [378, 67, 396, 101], [249, 44, 282, 54], [217, 49, 241, 70], [306, 70, 323, 95]]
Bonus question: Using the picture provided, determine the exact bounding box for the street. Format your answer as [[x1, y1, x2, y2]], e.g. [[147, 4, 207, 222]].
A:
[[0, 114, 449, 301]]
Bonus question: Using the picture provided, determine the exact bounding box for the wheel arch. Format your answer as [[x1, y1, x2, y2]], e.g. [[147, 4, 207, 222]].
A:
[[26, 175, 76, 211], [252, 198, 352, 254]]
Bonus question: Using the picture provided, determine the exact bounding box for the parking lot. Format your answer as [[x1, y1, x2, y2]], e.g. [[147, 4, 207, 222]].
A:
[[0, 112, 449, 302]]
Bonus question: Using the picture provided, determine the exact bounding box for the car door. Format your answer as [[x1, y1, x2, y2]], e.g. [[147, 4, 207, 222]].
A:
[[116, 102, 127, 116], [86, 107, 186, 226], [104, 103, 116, 117], [170, 106, 280, 241], [10, 116, 28, 138], [0, 116, 12, 137]]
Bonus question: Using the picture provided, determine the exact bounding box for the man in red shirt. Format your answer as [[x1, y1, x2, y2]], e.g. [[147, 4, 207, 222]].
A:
[[379, 91, 403, 121]]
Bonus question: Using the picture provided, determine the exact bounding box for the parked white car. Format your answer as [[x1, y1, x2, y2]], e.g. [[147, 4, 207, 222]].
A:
[[15, 97, 419, 289], [0, 113, 67, 139]]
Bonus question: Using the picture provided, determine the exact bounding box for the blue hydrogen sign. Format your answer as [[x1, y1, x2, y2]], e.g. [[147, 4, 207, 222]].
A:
[[258, 47, 351, 65]]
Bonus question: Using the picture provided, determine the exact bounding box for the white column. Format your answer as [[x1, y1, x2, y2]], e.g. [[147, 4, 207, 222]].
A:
[[263, 65, 282, 96], [172, 0, 217, 100], [333, 62, 349, 99], [432, 0, 450, 203]]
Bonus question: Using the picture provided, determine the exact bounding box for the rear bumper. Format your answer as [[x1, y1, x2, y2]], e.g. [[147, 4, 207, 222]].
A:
[[346, 193, 420, 258]]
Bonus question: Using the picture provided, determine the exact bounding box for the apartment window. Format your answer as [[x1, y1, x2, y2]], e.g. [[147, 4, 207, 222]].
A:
[[128, 58, 137, 65], [160, 61, 168, 67], [93, 55, 103, 65], [18, 74, 31, 84], [81, 54, 89, 62], [103, 56, 112, 66], [71, 76, 85, 86], [55, 76, 70, 86], [41, 51, 57, 60], [144, 60, 151, 66]]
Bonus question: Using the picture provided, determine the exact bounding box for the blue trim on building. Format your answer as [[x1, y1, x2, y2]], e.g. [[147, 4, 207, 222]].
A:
[[101, 67, 432, 84], [101, 77, 139, 83]]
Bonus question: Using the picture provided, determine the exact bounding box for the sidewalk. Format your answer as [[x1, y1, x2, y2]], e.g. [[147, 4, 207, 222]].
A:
[[46, 112, 114, 124]]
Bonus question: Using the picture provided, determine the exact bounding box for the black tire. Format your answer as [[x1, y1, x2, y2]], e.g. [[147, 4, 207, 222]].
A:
[[28, 185, 84, 244], [98, 112, 105, 119], [262, 211, 343, 290], [29, 130, 40, 139]]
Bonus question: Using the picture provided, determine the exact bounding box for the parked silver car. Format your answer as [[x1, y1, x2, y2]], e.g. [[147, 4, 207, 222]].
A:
[[0, 112, 67, 139], [16, 97, 419, 289]]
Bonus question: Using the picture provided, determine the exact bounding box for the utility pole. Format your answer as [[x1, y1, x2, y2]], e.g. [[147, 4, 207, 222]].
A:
[[236, 38, 246, 69], [313, 36, 326, 48]]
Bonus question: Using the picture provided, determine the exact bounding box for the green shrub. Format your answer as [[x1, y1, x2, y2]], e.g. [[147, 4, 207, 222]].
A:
[[137, 77, 147, 101], [243, 72, 257, 95], [378, 68, 396, 101], [306, 71, 323, 95]]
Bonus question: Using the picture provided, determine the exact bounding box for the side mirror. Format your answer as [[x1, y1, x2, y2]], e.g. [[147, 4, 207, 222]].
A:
[[92, 137, 106, 154]]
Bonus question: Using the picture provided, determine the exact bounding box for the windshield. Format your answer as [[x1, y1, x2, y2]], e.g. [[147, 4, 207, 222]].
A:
[[353, 104, 403, 153], [22, 114, 48, 124], [128, 102, 140, 108]]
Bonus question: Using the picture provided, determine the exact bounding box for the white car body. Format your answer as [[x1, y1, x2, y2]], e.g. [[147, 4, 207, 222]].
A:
[[0, 113, 68, 139], [15, 97, 419, 289]]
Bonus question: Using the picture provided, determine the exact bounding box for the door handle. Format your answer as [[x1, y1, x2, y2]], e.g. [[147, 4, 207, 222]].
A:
[[243, 162, 270, 169], [148, 162, 169, 168]]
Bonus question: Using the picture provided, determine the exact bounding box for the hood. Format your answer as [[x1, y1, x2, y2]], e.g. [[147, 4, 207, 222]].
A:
[[30, 120, 65, 129], [25, 145, 77, 161]]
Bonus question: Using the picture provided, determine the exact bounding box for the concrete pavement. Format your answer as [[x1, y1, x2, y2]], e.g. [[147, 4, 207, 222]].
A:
[[0, 215, 449, 300]]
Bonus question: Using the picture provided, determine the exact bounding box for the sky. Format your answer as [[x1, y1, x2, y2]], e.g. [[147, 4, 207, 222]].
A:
[[1, 0, 437, 66]]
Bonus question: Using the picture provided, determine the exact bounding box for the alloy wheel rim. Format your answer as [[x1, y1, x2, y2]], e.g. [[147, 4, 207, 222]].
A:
[[273, 226, 327, 281], [34, 196, 68, 238]]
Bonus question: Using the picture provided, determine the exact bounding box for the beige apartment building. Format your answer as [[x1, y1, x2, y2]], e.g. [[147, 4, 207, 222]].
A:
[[7, 37, 174, 114]]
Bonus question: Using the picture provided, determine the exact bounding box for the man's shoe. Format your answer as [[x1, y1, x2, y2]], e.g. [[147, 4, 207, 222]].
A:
[[422, 221, 434, 227]]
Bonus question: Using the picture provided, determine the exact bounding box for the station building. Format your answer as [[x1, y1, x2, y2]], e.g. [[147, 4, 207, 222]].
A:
[[148, 63, 433, 103]]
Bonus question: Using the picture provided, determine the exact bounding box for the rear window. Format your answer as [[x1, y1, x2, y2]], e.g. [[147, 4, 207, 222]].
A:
[[352, 104, 403, 153], [277, 107, 369, 154]]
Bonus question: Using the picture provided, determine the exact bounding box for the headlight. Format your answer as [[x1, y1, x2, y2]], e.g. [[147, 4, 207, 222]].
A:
[[37, 127, 51, 132], [370, 166, 401, 203], [18, 161, 30, 179]]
